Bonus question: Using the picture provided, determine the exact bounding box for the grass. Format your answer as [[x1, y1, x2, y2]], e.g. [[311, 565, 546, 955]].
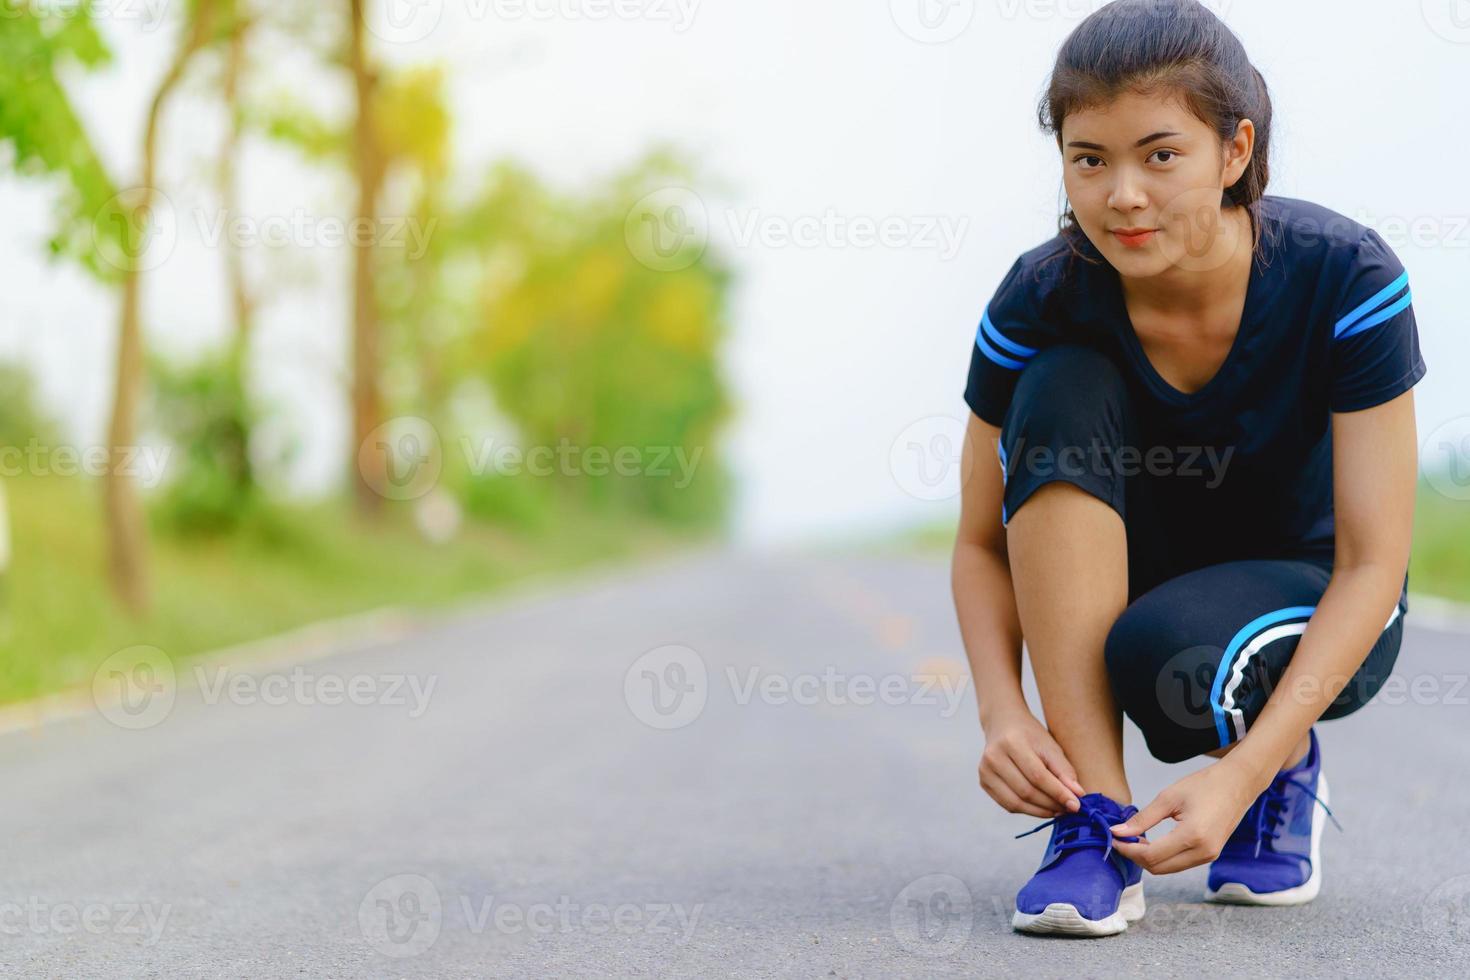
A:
[[859, 480, 1470, 604], [0, 475, 713, 707]]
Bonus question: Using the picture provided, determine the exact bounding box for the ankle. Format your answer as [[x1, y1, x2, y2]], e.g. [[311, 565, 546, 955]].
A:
[[1280, 732, 1312, 772]]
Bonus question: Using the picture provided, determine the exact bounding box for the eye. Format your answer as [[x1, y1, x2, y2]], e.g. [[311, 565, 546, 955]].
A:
[[1149, 149, 1178, 164], [1075, 155, 1104, 170]]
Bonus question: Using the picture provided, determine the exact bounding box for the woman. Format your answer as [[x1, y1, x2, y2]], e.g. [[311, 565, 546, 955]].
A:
[[951, 0, 1426, 937]]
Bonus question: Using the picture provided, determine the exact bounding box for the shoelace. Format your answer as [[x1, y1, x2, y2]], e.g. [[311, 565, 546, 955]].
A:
[[1014, 801, 1140, 863], [1249, 774, 1343, 858]]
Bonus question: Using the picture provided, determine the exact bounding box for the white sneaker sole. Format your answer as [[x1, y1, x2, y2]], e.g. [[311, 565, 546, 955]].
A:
[[1012, 882, 1145, 936], [1205, 771, 1328, 906]]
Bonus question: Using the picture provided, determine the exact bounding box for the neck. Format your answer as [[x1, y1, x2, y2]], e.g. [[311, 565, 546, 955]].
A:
[[1119, 205, 1254, 315]]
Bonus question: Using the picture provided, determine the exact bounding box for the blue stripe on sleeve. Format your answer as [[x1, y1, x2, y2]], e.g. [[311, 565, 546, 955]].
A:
[[1334, 270, 1409, 339], [975, 329, 1027, 371], [980, 308, 1040, 359], [1336, 289, 1413, 341]]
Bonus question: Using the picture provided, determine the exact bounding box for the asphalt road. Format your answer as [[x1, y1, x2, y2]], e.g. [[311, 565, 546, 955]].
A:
[[1, 545, 1467, 978]]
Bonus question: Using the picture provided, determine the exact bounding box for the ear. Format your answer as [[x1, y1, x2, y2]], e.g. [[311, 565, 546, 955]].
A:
[[1223, 118, 1255, 188]]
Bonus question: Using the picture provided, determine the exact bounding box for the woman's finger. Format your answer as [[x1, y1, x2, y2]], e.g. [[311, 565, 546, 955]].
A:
[[1016, 752, 1080, 812], [1037, 744, 1086, 798], [1136, 845, 1212, 876], [992, 754, 1064, 814], [981, 773, 1054, 818]]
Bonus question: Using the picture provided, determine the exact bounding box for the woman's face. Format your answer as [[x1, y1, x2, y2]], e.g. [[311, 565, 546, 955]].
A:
[[1060, 88, 1254, 279]]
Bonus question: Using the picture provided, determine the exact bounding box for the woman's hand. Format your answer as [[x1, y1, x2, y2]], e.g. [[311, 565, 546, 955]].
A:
[[978, 706, 1085, 818], [1107, 757, 1264, 874]]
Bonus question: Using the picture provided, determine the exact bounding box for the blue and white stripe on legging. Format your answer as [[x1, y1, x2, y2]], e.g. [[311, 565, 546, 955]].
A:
[[1209, 601, 1403, 746]]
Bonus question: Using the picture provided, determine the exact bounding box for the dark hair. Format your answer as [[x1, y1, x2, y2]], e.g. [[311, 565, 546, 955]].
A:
[[1037, 0, 1272, 268]]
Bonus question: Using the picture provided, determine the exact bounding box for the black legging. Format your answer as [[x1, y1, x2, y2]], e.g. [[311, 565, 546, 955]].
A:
[[994, 344, 1407, 763]]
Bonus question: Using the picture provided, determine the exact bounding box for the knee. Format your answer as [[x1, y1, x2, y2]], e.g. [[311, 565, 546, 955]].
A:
[[1104, 598, 1224, 764], [1003, 344, 1129, 445]]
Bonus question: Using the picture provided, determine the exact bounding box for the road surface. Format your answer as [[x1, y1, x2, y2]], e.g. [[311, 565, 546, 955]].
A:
[[1, 546, 1466, 977]]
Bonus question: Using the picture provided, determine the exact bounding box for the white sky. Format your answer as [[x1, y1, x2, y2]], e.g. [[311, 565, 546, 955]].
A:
[[1, 0, 1467, 545]]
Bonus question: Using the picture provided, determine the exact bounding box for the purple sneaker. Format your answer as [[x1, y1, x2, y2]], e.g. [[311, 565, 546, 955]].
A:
[[1011, 792, 1146, 936], [1206, 728, 1341, 905]]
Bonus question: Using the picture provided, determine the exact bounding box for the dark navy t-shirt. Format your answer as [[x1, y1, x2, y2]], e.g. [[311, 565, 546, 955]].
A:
[[962, 194, 1427, 569]]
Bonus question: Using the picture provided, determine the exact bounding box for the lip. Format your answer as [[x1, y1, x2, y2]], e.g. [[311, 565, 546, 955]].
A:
[[1111, 227, 1157, 247]]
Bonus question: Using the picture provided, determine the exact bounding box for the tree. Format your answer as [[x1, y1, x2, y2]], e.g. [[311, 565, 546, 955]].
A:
[[103, 0, 224, 613], [346, 0, 385, 515]]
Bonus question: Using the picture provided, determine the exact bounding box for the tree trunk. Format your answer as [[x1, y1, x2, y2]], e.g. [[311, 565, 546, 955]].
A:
[[103, 0, 220, 615], [221, 18, 255, 358], [348, 0, 384, 515]]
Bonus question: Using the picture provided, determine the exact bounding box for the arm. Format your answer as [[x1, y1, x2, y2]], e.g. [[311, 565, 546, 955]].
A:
[[1111, 389, 1418, 872], [953, 412, 1084, 816], [1226, 388, 1417, 787], [951, 412, 1027, 728]]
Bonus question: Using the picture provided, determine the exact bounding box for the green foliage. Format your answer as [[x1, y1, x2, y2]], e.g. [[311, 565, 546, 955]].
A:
[[455, 471, 553, 532], [391, 151, 735, 529], [146, 349, 259, 534], [0, 361, 59, 448], [0, 2, 122, 280], [478, 155, 733, 526]]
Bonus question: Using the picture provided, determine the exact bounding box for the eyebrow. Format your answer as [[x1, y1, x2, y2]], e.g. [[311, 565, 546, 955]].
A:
[[1064, 131, 1183, 151]]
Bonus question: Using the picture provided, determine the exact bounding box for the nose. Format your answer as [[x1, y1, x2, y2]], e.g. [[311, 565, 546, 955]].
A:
[[1106, 166, 1148, 214]]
